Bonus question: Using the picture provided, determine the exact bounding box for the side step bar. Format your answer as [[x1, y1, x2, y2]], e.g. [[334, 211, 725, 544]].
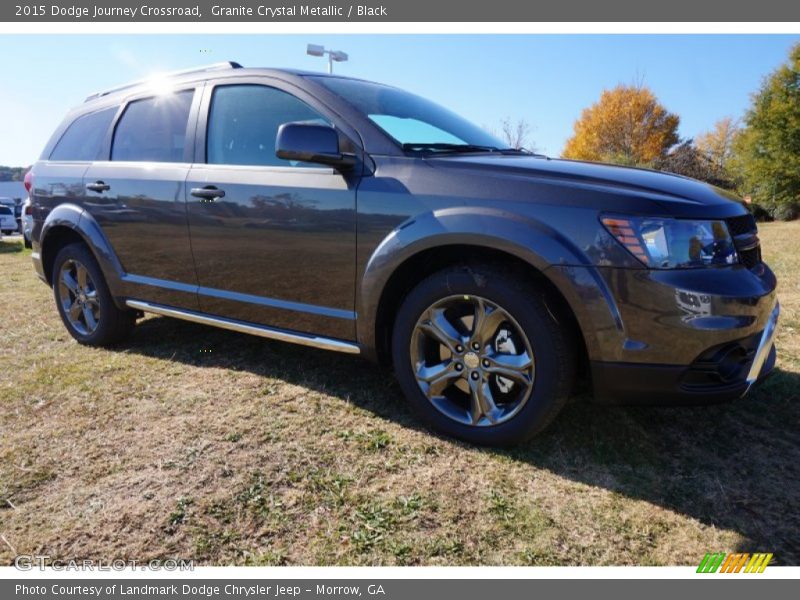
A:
[[125, 300, 361, 355]]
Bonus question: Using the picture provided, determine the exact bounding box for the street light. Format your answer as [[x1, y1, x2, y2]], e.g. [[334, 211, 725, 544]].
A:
[[307, 44, 349, 74]]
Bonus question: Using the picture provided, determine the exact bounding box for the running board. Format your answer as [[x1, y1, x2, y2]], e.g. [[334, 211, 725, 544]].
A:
[[125, 300, 361, 355]]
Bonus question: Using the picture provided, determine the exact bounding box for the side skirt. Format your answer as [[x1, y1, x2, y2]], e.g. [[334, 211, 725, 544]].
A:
[[125, 299, 361, 355]]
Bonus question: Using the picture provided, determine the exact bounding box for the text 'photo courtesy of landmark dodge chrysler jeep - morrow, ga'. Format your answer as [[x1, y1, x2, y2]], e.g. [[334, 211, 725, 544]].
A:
[[27, 62, 779, 445]]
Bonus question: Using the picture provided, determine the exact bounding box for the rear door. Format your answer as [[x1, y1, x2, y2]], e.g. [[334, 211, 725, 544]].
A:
[[82, 87, 202, 309], [185, 79, 359, 340], [31, 106, 118, 250]]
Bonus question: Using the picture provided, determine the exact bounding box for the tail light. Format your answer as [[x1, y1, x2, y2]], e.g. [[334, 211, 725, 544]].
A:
[[24, 204, 32, 216], [23, 170, 33, 194]]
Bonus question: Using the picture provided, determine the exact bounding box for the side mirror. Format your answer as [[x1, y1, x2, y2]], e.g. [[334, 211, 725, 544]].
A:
[[275, 122, 357, 170]]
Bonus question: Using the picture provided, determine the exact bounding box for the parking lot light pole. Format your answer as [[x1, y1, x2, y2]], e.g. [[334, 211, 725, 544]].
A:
[[306, 44, 349, 74]]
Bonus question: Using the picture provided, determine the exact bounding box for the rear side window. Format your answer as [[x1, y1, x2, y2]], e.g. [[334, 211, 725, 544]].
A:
[[207, 85, 328, 167], [112, 91, 194, 162], [49, 107, 116, 161]]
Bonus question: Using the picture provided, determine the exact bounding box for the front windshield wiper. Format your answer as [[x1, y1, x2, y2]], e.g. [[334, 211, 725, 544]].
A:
[[401, 143, 531, 155]]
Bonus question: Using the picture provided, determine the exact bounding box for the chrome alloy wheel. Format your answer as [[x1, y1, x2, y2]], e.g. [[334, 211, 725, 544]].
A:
[[58, 259, 100, 336], [410, 295, 535, 427]]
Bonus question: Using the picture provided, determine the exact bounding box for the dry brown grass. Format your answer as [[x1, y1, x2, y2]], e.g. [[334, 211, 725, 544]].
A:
[[1, 222, 799, 566]]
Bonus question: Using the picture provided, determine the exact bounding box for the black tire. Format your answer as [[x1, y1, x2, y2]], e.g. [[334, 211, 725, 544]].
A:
[[392, 263, 575, 446], [52, 242, 136, 346], [23, 235, 32, 249]]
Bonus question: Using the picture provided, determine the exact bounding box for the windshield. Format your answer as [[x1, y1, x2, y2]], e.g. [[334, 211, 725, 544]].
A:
[[0, 206, 12, 215], [312, 76, 508, 151]]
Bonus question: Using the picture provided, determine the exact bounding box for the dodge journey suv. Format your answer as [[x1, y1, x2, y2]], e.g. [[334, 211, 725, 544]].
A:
[[28, 62, 779, 445]]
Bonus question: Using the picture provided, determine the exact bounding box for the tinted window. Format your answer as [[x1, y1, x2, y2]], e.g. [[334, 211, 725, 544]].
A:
[[50, 107, 116, 161], [112, 91, 193, 162], [0, 206, 12, 215], [207, 85, 328, 167]]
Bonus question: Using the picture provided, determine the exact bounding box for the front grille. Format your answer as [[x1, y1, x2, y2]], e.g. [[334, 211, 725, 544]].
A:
[[726, 213, 756, 236], [739, 246, 762, 269], [726, 213, 762, 269]]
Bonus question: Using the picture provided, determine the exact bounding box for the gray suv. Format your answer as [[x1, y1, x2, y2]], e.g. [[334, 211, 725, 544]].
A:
[[28, 62, 779, 445]]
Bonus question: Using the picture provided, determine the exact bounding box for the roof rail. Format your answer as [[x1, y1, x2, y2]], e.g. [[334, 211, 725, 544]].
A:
[[84, 61, 243, 102]]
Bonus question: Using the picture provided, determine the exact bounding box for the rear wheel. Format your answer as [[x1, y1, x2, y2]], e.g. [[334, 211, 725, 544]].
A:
[[392, 264, 575, 445], [52, 242, 136, 346]]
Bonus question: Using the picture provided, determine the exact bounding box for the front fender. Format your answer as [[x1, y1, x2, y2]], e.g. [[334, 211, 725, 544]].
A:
[[38, 203, 126, 300], [356, 207, 617, 358]]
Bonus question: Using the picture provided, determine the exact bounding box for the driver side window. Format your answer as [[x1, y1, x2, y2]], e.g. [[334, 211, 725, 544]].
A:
[[206, 84, 329, 168]]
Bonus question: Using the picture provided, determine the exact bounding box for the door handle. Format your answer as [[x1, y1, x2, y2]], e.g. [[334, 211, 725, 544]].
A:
[[86, 181, 110, 193], [191, 186, 226, 201]]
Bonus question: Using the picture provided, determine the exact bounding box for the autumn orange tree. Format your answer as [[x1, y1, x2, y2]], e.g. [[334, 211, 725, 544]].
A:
[[563, 84, 680, 165]]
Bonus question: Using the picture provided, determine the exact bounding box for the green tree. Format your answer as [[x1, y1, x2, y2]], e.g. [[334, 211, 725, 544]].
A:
[[733, 43, 800, 218]]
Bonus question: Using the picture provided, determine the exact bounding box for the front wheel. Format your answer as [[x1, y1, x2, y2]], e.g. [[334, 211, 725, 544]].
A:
[[52, 242, 136, 346], [392, 264, 575, 446]]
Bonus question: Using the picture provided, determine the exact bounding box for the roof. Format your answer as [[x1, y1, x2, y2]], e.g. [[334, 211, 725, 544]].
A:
[[83, 61, 373, 104]]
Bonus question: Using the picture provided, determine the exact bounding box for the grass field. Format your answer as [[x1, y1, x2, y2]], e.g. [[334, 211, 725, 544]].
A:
[[1, 223, 798, 566]]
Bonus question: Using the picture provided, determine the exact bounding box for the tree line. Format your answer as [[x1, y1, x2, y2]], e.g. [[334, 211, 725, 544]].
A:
[[0, 166, 27, 182]]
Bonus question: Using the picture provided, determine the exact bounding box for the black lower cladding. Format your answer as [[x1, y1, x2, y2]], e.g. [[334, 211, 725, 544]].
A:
[[590, 332, 777, 405]]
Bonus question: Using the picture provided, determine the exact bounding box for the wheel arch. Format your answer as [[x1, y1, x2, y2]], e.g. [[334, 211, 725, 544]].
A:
[[363, 242, 590, 375], [39, 204, 125, 301], [358, 208, 600, 365]]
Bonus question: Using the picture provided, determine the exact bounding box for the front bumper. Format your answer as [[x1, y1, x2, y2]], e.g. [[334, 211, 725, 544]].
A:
[[745, 301, 780, 390], [591, 302, 779, 405], [547, 260, 779, 405]]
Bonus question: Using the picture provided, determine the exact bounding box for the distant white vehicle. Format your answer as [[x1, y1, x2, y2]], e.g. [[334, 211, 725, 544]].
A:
[[0, 205, 17, 235], [0, 204, 17, 235], [0, 196, 20, 233]]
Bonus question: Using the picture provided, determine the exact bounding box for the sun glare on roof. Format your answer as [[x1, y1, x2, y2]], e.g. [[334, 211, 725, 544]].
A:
[[146, 73, 175, 97]]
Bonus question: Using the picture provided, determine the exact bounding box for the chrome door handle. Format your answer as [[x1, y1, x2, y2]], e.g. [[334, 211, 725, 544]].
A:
[[191, 186, 225, 201], [86, 181, 110, 193]]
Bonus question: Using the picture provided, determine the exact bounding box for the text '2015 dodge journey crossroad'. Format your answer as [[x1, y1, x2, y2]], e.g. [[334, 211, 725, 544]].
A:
[[28, 62, 779, 445]]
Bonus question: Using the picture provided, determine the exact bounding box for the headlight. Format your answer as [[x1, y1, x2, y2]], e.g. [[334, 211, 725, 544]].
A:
[[601, 215, 738, 269]]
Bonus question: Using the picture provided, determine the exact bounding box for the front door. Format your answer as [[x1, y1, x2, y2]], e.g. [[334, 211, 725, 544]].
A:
[[186, 83, 358, 341]]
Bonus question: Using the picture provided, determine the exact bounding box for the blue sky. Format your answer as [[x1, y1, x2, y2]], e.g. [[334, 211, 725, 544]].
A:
[[0, 34, 797, 165]]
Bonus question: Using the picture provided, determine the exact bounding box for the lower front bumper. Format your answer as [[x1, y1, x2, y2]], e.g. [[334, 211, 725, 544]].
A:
[[591, 302, 779, 405]]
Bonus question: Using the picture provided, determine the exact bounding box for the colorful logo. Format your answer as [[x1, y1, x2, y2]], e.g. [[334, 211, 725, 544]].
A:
[[697, 552, 773, 573]]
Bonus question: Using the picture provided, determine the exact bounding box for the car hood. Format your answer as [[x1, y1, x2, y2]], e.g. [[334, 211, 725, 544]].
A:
[[426, 154, 744, 209]]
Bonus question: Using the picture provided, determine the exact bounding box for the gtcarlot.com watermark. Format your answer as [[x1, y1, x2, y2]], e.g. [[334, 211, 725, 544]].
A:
[[14, 555, 194, 571]]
